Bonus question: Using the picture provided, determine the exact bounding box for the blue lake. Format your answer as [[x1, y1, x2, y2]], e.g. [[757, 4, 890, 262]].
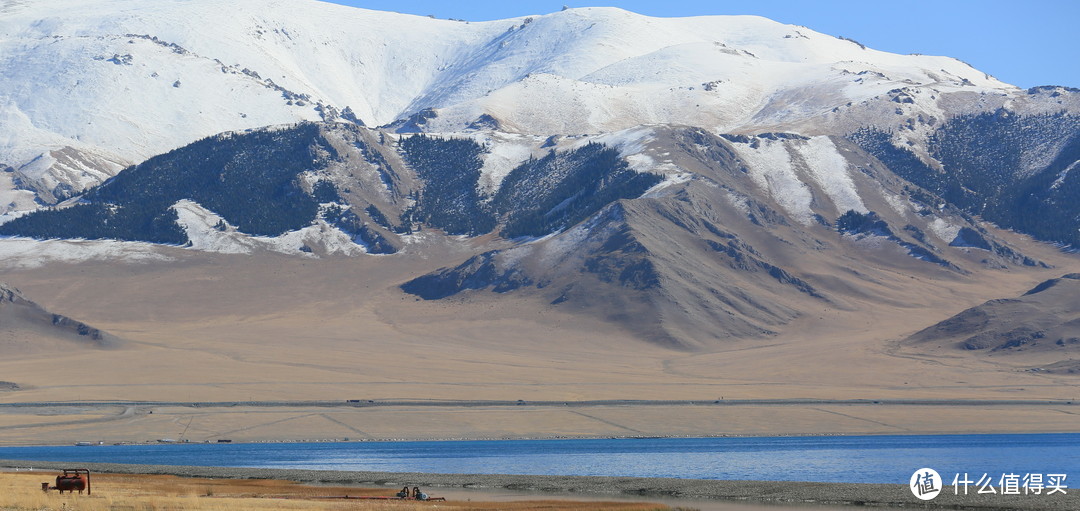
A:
[[0, 433, 1076, 484]]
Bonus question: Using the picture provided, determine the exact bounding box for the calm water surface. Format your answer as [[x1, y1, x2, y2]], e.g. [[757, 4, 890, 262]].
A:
[[0, 433, 1076, 484]]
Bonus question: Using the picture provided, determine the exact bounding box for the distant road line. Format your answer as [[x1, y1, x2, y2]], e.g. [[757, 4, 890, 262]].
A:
[[0, 405, 136, 431], [567, 410, 646, 434], [0, 398, 1075, 408], [808, 407, 910, 432]]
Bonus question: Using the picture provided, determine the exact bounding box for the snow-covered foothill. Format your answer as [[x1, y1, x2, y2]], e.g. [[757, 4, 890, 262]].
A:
[[171, 199, 365, 257], [0, 237, 172, 270]]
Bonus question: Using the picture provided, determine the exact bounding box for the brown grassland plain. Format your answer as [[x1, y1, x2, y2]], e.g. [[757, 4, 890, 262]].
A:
[[0, 236, 1078, 443], [0, 472, 673, 511]]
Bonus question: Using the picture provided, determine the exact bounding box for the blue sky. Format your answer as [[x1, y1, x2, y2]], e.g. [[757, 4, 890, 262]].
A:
[[321, 0, 1077, 89]]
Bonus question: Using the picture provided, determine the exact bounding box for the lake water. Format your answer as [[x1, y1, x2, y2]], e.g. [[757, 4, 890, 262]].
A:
[[0, 433, 1076, 485]]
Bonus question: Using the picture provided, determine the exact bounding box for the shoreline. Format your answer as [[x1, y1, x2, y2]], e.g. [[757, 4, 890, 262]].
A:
[[1, 428, 1077, 448], [2, 459, 1076, 510], [2, 429, 1079, 449]]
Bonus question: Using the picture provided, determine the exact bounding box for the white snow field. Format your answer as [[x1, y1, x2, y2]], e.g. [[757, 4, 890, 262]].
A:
[[0, 0, 1022, 210]]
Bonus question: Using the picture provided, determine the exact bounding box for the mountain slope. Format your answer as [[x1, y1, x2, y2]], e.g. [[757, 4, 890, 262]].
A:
[[905, 274, 1080, 374], [0, 123, 664, 256], [851, 107, 1080, 246], [0, 1, 1075, 351], [400, 127, 1049, 346], [6, 0, 1075, 215], [0, 121, 1051, 347], [0, 282, 117, 357]]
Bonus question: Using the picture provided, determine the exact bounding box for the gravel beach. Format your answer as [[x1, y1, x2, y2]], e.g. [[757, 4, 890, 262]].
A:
[[2, 459, 1076, 510]]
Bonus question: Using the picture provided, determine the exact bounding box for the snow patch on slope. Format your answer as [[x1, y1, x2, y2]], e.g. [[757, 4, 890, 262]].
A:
[[578, 125, 688, 179], [0, 238, 172, 269], [643, 172, 693, 198], [928, 217, 962, 243], [794, 137, 867, 215], [730, 137, 814, 224], [725, 190, 752, 216], [575, 126, 656, 157], [728, 135, 876, 222], [464, 127, 666, 196], [173, 200, 255, 254], [264, 221, 367, 257], [1051, 160, 1080, 190], [883, 192, 914, 217], [0, 177, 38, 215], [538, 201, 626, 268], [172, 200, 364, 257], [468, 132, 543, 195]]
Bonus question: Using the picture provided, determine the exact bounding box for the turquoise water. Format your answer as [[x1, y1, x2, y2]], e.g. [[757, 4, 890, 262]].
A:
[[0, 433, 1076, 484]]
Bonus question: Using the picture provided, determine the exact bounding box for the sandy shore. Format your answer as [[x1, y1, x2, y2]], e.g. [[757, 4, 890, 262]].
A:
[[2, 459, 1076, 510]]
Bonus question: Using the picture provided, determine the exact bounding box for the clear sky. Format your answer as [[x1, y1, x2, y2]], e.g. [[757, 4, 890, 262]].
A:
[[319, 0, 1077, 89]]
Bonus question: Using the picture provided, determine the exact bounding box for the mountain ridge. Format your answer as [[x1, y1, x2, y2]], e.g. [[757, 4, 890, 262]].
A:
[[0, 1, 1076, 353], [904, 273, 1080, 374], [2, 120, 1052, 348], [5, 0, 1067, 215]]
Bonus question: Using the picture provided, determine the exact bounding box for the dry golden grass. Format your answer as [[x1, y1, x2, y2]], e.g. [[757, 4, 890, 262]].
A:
[[2, 247, 1078, 444], [0, 472, 671, 511]]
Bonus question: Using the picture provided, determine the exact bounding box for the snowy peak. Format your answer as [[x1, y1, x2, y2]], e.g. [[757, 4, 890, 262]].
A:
[[417, 6, 1011, 134], [0, 1, 1075, 353], [0, 0, 1023, 185], [2, 0, 1078, 255]]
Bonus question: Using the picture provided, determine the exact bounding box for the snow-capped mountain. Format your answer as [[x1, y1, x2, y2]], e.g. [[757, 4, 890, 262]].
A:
[[4, 0, 1076, 213], [1, 0, 1078, 353]]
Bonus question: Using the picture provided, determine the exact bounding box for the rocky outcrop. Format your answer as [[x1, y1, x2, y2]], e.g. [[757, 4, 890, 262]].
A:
[[0, 283, 117, 351]]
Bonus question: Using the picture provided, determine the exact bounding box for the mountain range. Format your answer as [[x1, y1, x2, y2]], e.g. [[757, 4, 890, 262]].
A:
[[0, 0, 1077, 367]]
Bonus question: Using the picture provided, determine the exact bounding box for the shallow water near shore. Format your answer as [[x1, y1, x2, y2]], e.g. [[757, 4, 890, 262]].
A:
[[1, 433, 1076, 485]]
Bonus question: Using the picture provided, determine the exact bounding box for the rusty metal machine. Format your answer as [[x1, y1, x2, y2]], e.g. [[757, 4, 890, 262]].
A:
[[41, 468, 91, 495]]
